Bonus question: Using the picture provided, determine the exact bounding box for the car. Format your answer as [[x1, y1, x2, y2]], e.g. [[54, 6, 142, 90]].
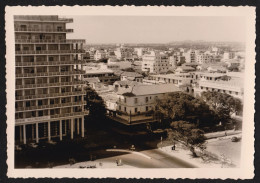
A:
[[231, 136, 239, 142]]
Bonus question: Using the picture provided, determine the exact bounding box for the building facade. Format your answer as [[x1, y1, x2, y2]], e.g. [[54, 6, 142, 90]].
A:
[[142, 51, 169, 74], [14, 15, 88, 144]]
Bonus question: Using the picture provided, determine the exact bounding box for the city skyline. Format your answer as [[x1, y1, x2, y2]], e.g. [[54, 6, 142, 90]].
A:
[[67, 16, 246, 44]]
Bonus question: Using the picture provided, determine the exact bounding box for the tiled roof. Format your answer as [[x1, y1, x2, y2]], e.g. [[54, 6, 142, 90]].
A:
[[83, 77, 100, 83], [118, 84, 181, 96], [121, 71, 143, 78]]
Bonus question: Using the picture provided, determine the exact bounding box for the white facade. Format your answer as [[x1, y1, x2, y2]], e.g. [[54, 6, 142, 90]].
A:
[[142, 51, 169, 73]]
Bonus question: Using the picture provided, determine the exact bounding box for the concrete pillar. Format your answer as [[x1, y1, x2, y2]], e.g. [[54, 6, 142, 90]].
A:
[[59, 120, 62, 141], [36, 123, 39, 143], [81, 117, 84, 138], [23, 124, 26, 144], [19, 126, 23, 142], [71, 119, 74, 139], [77, 119, 80, 135], [48, 121, 51, 141], [32, 124, 35, 140]]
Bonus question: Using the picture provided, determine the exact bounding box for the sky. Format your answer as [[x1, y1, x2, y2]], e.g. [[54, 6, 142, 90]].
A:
[[66, 16, 246, 44]]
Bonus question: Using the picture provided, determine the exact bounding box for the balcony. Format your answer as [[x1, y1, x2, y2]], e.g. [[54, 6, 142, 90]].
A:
[[15, 111, 89, 124], [15, 49, 85, 55], [16, 101, 87, 112], [15, 91, 86, 101], [16, 71, 83, 78], [15, 27, 73, 33], [15, 60, 84, 67], [15, 39, 85, 44], [16, 81, 85, 89], [14, 16, 73, 23]]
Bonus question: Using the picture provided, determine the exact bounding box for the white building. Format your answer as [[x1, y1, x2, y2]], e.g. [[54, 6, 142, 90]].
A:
[[94, 50, 106, 61], [142, 51, 169, 74], [115, 84, 180, 125], [223, 52, 236, 60]]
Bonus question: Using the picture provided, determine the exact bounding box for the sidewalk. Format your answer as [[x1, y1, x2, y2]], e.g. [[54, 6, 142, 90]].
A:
[[158, 132, 242, 168], [54, 156, 134, 169]]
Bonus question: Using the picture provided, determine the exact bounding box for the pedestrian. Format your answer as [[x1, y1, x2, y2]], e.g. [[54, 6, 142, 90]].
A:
[[115, 159, 118, 165]]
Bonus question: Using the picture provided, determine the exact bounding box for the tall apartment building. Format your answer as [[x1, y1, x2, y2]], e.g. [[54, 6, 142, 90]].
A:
[[14, 15, 88, 144]]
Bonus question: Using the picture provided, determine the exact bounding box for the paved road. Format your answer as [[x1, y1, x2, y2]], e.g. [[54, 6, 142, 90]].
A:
[[102, 148, 196, 168]]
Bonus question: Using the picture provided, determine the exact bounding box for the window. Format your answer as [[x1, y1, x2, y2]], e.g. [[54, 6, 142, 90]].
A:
[[124, 98, 127, 103], [145, 97, 148, 103], [134, 98, 138, 104], [146, 106, 149, 111], [124, 107, 126, 112], [50, 99, 54, 105], [38, 110, 43, 117], [25, 101, 30, 107], [38, 100, 42, 106], [49, 57, 54, 61], [135, 108, 138, 113], [119, 105, 121, 110], [236, 92, 239, 95]]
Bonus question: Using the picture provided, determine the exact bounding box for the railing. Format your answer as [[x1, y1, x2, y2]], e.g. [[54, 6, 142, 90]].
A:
[[16, 101, 87, 112], [15, 91, 85, 101], [16, 71, 83, 78], [16, 81, 85, 89], [15, 60, 84, 66], [15, 111, 89, 124], [15, 39, 85, 44], [15, 49, 85, 55], [15, 28, 73, 33]]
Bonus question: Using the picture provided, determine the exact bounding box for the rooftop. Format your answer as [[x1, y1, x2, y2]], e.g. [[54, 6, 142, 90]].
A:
[[121, 71, 143, 78], [118, 84, 181, 96]]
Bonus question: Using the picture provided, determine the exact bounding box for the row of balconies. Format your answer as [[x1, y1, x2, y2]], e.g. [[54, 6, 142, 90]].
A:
[[15, 27, 73, 33], [15, 91, 85, 101], [14, 16, 73, 23], [15, 111, 89, 124], [16, 71, 83, 78], [15, 49, 85, 55], [15, 39, 85, 44], [15, 60, 84, 67], [16, 101, 86, 112], [16, 81, 85, 89]]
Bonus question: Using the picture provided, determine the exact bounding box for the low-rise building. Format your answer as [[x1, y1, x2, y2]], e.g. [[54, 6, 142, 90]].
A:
[[114, 84, 181, 125], [120, 71, 144, 82]]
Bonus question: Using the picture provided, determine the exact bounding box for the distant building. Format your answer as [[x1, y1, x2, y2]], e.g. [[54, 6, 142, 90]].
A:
[[120, 71, 144, 82], [175, 66, 196, 73], [94, 50, 106, 61], [142, 51, 169, 74], [223, 52, 236, 60], [82, 66, 119, 84], [196, 53, 213, 64], [183, 49, 198, 63]]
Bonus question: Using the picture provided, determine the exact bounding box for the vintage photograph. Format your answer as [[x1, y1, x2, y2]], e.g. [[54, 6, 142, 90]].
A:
[[6, 6, 255, 179]]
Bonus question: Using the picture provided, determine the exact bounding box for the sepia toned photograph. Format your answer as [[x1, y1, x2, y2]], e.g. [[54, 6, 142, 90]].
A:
[[5, 6, 255, 179]]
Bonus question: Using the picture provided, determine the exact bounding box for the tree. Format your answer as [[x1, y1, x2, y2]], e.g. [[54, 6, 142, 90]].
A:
[[201, 91, 243, 123], [168, 121, 206, 157], [85, 87, 106, 120], [155, 92, 218, 127]]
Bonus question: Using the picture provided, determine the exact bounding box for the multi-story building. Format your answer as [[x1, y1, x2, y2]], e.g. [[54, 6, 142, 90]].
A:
[[14, 15, 88, 144], [94, 50, 106, 61], [115, 84, 180, 125], [142, 51, 169, 74], [196, 52, 213, 64], [183, 49, 198, 63], [223, 51, 236, 60]]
